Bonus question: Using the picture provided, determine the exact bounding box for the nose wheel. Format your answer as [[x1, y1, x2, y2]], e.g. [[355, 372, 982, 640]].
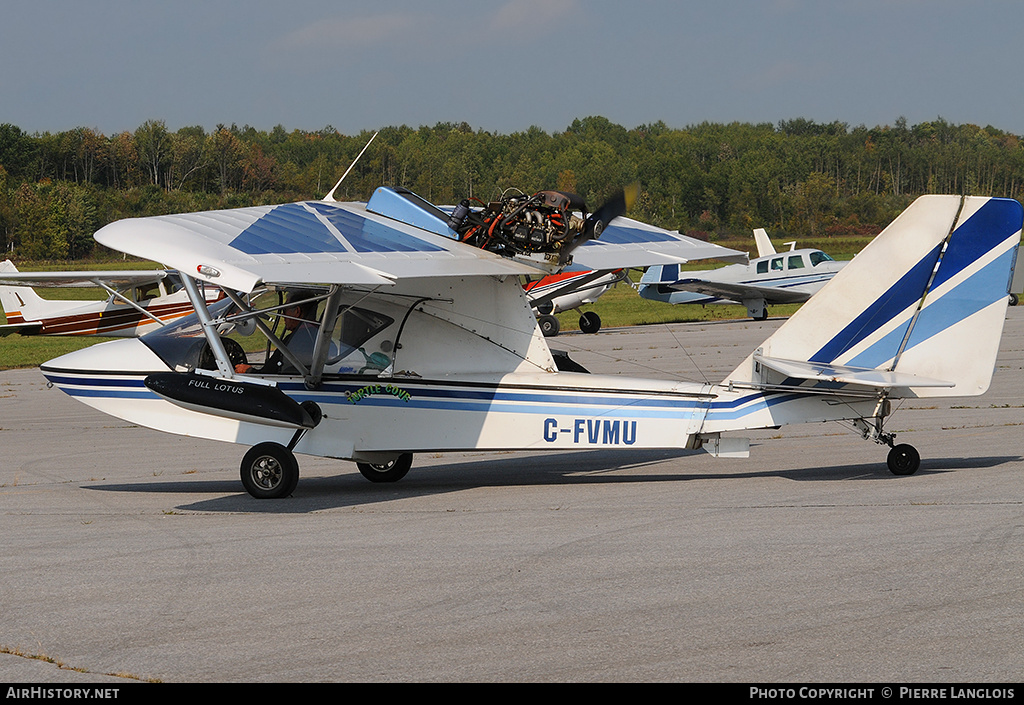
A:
[[240, 442, 299, 498]]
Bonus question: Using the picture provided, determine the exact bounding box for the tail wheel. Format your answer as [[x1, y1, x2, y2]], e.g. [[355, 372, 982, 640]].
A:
[[357, 453, 413, 483], [887, 444, 920, 476], [241, 442, 299, 498]]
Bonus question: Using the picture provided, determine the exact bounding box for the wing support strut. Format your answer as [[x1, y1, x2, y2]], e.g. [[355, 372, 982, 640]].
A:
[[181, 274, 235, 378], [306, 285, 344, 390], [94, 281, 166, 327]]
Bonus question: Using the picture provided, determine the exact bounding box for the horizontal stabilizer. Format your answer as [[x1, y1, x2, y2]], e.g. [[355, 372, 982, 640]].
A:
[[753, 354, 954, 389], [0, 322, 44, 337]]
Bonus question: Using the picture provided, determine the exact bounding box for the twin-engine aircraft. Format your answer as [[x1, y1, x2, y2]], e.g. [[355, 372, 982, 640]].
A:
[[638, 228, 847, 320], [0, 261, 221, 337], [38, 188, 1022, 498]]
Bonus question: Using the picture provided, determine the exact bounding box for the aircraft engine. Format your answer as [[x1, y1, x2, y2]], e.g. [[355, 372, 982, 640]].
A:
[[449, 190, 589, 262]]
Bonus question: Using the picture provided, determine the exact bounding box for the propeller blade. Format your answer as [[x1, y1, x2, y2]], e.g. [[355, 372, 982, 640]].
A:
[[584, 182, 639, 239]]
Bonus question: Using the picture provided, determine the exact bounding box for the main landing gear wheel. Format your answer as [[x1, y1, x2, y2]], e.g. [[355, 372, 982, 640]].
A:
[[538, 315, 560, 337], [241, 442, 299, 498], [579, 311, 601, 334], [357, 453, 413, 483], [887, 443, 921, 476]]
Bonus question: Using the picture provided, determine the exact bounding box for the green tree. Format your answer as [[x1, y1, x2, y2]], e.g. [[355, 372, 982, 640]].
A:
[[135, 119, 170, 187]]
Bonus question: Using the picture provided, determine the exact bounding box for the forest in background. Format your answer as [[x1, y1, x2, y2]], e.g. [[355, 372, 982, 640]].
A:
[[1, 115, 1022, 261]]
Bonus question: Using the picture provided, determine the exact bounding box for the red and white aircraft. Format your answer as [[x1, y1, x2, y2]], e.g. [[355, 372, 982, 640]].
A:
[[523, 268, 629, 336], [0, 260, 220, 337]]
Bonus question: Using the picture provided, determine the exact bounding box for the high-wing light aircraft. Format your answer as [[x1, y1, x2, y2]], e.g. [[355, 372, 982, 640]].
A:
[[0, 261, 221, 337], [523, 267, 627, 336], [38, 189, 1022, 499], [638, 228, 847, 320], [525, 247, 748, 337]]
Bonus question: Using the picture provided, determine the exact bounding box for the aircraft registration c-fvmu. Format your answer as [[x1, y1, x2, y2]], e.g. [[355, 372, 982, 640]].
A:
[[38, 188, 1023, 498], [638, 228, 846, 320], [0, 261, 221, 337]]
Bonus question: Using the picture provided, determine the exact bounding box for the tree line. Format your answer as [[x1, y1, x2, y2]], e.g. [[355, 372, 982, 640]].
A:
[[1, 115, 1022, 261]]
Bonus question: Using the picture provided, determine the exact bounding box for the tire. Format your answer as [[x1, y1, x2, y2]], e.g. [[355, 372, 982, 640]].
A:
[[579, 311, 601, 334], [538, 315, 560, 337], [1009, 293, 1019, 306], [240, 442, 299, 498], [887, 443, 920, 476], [357, 453, 413, 483]]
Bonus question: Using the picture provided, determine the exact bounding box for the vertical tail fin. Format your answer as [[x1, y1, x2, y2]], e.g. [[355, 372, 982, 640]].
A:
[[752, 228, 776, 258], [0, 260, 48, 323], [726, 196, 1023, 397]]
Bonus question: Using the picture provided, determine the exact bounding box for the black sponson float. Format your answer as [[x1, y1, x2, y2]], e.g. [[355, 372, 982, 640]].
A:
[[145, 373, 320, 429]]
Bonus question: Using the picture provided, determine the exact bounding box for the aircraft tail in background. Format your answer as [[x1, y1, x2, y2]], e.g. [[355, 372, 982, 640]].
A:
[[0, 260, 48, 328]]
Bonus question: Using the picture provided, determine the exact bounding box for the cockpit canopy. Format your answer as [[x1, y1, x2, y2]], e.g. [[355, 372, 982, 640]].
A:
[[139, 297, 394, 376]]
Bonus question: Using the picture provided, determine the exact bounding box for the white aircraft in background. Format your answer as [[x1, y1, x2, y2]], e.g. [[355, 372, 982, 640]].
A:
[[525, 247, 748, 337], [638, 227, 847, 320], [0, 261, 221, 337], [525, 241, 749, 337], [38, 188, 1022, 499]]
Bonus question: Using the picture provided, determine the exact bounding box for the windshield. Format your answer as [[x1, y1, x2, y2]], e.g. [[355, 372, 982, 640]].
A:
[[810, 251, 835, 266], [140, 297, 395, 376], [139, 298, 237, 371]]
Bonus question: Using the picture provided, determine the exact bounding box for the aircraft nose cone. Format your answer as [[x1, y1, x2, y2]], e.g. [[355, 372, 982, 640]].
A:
[[40, 337, 171, 375]]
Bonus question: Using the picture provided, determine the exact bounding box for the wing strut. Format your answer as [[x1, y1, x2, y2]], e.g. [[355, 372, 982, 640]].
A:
[[94, 281, 166, 327], [306, 285, 344, 389], [181, 274, 235, 378]]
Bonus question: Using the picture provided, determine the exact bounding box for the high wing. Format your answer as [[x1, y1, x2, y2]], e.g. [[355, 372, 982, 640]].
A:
[[661, 277, 810, 305], [0, 269, 166, 289], [93, 187, 746, 294], [95, 194, 540, 294], [570, 217, 747, 271]]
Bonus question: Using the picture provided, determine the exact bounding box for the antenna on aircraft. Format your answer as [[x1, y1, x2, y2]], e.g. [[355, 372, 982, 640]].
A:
[[323, 131, 379, 202]]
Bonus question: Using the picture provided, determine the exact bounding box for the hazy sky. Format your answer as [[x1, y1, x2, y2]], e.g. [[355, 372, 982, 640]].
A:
[[3, 0, 1023, 136]]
